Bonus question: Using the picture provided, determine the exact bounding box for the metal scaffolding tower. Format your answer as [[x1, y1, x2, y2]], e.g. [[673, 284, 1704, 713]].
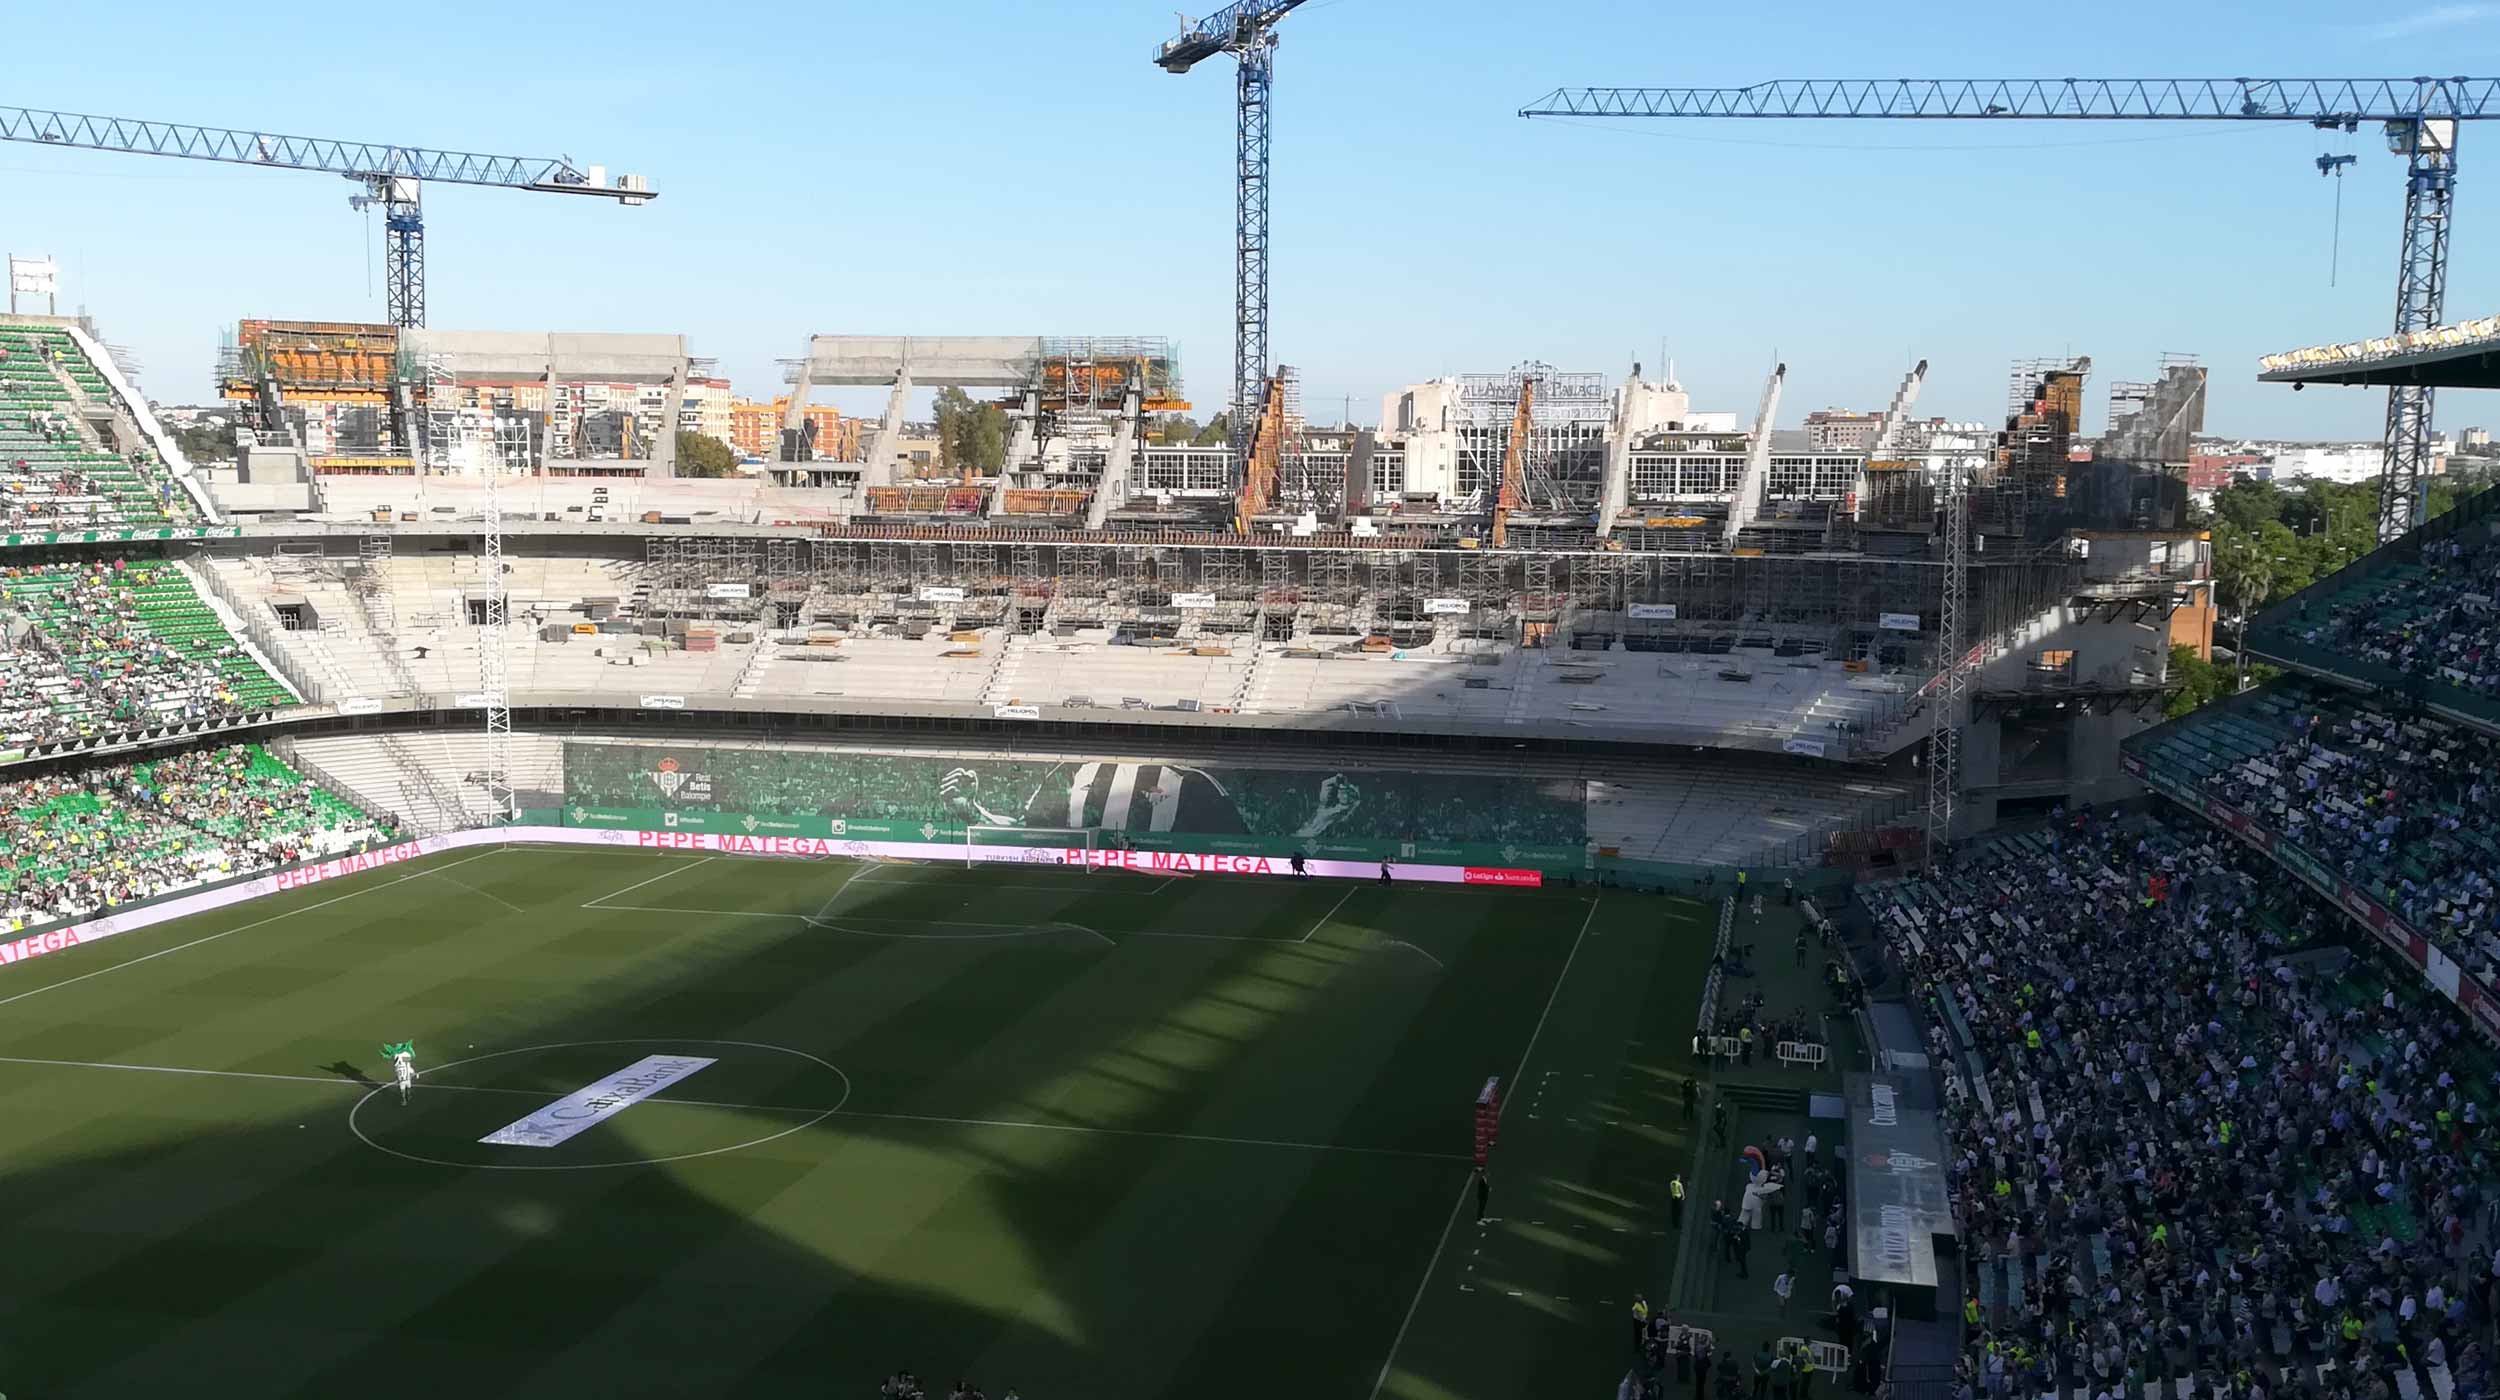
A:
[[480, 457, 513, 823], [1927, 464, 1971, 867], [2382, 117, 2455, 539], [423, 352, 510, 821]]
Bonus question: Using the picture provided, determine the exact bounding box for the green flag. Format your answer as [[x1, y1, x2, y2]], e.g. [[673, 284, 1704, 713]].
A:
[[382, 1041, 414, 1059]]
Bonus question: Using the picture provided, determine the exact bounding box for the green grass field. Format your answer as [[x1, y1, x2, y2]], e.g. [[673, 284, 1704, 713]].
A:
[[0, 845, 1718, 1398]]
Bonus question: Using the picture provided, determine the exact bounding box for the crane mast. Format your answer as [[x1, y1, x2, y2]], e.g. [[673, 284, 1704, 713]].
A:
[[1521, 76, 2500, 542], [1155, 1, 1315, 525]]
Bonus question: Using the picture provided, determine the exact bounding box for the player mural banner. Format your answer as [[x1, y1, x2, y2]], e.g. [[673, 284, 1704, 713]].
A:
[[559, 742, 1590, 871]]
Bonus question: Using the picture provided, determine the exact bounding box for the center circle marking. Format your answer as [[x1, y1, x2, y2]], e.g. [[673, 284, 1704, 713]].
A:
[[348, 1037, 852, 1171]]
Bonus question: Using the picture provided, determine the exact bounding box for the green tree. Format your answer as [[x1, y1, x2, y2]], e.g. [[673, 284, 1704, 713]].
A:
[[2209, 478, 2282, 534], [2164, 643, 2279, 718], [174, 421, 236, 463], [931, 386, 976, 476], [1147, 414, 1201, 447], [2164, 645, 2230, 719], [1192, 412, 1231, 447], [673, 430, 738, 479], [966, 402, 1008, 476]]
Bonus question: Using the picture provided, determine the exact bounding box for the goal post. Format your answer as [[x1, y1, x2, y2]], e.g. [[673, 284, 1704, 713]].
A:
[[965, 824, 1098, 869]]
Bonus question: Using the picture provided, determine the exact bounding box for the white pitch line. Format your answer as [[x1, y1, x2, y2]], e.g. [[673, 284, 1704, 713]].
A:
[[811, 859, 883, 920], [837, 1106, 1468, 1163], [580, 854, 714, 909], [0, 1052, 827, 1112], [0, 849, 509, 1011], [1297, 885, 1359, 943], [0, 1053, 1465, 1161], [1367, 895, 1602, 1400], [1381, 939, 1447, 971], [423, 867, 524, 913]]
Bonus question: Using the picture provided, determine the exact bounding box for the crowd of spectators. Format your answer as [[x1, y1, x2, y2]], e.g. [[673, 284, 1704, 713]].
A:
[[0, 559, 282, 747], [1878, 808, 2496, 1400], [2193, 685, 2500, 988], [2290, 526, 2500, 701], [0, 742, 391, 928]]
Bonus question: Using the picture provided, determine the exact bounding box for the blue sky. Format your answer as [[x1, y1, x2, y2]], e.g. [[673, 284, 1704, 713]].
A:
[[10, 0, 2500, 439]]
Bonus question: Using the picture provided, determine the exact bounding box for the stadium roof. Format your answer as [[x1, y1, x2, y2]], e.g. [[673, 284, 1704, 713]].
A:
[[2258, 314, 2500, 389]]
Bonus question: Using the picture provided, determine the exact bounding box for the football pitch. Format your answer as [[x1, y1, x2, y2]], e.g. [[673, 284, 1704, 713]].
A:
[[0, 844, 1716, 1398]]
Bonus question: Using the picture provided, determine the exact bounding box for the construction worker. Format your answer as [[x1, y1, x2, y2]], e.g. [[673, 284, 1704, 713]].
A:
[[1670, 1173, 1687, 1229]]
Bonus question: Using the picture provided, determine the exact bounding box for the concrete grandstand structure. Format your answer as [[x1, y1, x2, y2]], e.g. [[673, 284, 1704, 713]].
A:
[[0, 304, 2227, 907]]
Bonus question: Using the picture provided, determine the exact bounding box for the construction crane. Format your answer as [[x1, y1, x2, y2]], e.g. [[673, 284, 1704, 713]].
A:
[[1520, 77, 2500, 544], [0, 103, 654, 328], [1491, 372, 1537, 549], [1155, 0, 1315, 500]]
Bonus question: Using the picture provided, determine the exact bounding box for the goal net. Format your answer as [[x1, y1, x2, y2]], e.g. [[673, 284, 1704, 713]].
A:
[[966, 825, 1097, 869]]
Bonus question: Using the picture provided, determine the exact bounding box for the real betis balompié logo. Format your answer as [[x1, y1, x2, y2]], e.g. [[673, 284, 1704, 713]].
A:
[[649, 755, 713, 804], [652, 756, 690, 800]]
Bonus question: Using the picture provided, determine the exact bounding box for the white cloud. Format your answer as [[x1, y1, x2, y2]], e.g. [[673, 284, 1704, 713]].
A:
[[2362, 3, 2500, 39]]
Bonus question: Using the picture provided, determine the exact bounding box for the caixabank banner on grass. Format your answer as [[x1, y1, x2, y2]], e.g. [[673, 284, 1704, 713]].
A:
[[560, 741, 1590, 872]]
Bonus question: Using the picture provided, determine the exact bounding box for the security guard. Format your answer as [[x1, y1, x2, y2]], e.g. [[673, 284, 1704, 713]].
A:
[[1670, 1173, 1687, 1229]]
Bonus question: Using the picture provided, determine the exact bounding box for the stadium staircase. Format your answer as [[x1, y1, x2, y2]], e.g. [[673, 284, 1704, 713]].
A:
[[0, 327, 198, 530]]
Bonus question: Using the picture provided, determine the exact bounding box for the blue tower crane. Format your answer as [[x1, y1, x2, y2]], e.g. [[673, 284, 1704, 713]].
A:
[[1156, 0, 1316, 463], [0, 103, 654, 329]]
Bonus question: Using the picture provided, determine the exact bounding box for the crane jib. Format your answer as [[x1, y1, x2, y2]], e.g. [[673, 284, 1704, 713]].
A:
[[1517, 78, 2500, 122]]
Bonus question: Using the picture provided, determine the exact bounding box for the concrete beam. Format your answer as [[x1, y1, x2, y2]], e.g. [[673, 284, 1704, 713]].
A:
[[798, 335, 1040, 388]]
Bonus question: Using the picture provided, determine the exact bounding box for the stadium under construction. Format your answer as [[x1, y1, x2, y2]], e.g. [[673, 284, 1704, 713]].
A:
[[182, 315, 2218, 844]]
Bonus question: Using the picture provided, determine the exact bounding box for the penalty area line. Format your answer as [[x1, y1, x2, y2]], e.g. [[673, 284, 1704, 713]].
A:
[[580, 854, 715, 909], [1297, 885, 1359, 943]]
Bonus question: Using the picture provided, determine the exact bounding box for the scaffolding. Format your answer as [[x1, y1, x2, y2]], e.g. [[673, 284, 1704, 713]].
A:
[[1977, 356, 2089, 539], [423, 353, 463, 477], [1455, 364, 1609, 514]]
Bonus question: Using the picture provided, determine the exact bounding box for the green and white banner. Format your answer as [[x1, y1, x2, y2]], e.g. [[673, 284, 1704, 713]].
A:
[[561, 742, 1589, 871]]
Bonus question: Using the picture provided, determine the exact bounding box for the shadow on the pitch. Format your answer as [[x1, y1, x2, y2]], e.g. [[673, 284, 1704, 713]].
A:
[[0, 844, 1649, 1400], [321, 1060, 384, 1089]]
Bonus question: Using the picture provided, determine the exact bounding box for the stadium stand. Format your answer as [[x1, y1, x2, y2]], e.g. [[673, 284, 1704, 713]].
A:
[[203, 553, 757, 706], [1869, 808, 2491, 1400], [0, 557, 296, 748], [205, 549, 1911, 752], [2134, 677, 2500, 986], [2255, 485, 2500, 716], [0, 326, 200, 531], [0, 741, 390, 929]]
